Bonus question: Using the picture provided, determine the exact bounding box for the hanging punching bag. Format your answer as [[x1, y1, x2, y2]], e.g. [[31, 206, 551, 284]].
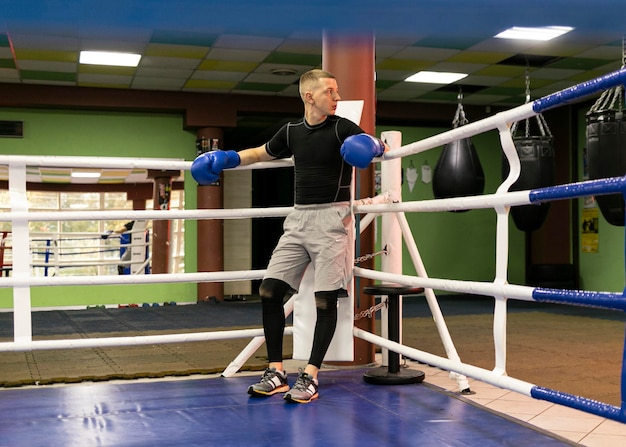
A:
[[432, 94, 485, 208], [503, 72, 556, 232], [503, 136, 555, 231], [586, 103, 626, 226], [502, 119, 555, 232]]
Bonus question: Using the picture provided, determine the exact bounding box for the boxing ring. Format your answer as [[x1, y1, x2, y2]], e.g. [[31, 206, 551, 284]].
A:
[[1, 67, 626, 433]]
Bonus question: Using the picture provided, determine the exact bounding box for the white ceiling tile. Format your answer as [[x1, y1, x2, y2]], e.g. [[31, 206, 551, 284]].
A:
[[462, 75, 515, 86], [425, 62, 489, 74], [18, 60, 76, 72], [254, 63, 312, 75], [244, 72, 299, 84], [139, 56, 201, 69], [80, 39, 148, 53], [134, 67, 194, 78], [132, 76, 186, 90], [189, 70, 247, 82], [213, 34, 283, 51], [530, 68, 584, 80], [78, 73, 133, 84], [375, 34, 424, 47], [574, 45, 623, 60], [393, 46, 460, 61], [205, 48, 269, 62], [375, 69, 418, 82], [10, 33, 79, 51], [274, 39, 321, 55], [376, 45, 408, 59]]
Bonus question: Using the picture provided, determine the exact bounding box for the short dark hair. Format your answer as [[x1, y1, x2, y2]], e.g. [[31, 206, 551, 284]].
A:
[[299, 69, 335, 100]]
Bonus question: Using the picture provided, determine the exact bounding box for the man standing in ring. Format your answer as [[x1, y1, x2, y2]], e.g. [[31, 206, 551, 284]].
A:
[[192, 69, 386, 403]]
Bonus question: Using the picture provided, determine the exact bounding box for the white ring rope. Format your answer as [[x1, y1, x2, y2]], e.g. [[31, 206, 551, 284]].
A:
[[0, 155, 292, 171], [0, 327, 294, 352], [0, 270, 266, 288], [354, 267, 535, 302], [381, 103, 535, 161], [0, 194, 390, 223], [0, 207, 294, 222]]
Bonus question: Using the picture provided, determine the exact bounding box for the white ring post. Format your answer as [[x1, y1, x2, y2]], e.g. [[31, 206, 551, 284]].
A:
[[380, 131, 403, 367], [9, 162, 32, 343], [492, 122, 519, 375]]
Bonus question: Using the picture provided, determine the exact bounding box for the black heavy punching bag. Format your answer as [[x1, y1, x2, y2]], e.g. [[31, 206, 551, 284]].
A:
[[503, 118, 555, 232], [586, 81, 626, 226], [433, 93, 485, 207]]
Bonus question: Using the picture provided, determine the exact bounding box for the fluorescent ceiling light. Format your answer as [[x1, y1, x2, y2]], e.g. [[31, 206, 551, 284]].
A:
[[71, 171, 101, 178], [79, 50, 141, 67], [405, 71, 468, 84], [494, 26, 574, 41]]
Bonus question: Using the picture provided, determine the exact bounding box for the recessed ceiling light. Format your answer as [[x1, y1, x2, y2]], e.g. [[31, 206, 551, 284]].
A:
[[79, 51, 142, 67], [71, 171, 101, 178], [494, 26, 574, 41], [404, 71, 468, 84]]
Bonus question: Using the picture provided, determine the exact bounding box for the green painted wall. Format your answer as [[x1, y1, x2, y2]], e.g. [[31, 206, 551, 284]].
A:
[[377, 125, 526, 289], [0, 108, 199, 308], [576, 108, 625, 293]]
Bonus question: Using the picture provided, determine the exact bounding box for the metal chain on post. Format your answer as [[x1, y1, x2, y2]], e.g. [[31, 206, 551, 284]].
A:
[[352, 244, 389, 320], [588, 43, 624, 114], [354, 245, 388, 265], [511, 65, 553, 140], [354, 297, 387, 321]]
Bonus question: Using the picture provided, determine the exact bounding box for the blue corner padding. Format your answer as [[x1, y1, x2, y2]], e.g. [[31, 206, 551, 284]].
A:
[[531, 386, 626, 423]]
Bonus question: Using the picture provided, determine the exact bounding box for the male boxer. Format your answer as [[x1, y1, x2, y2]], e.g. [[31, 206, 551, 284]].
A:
[[192, 69, 385, 403]]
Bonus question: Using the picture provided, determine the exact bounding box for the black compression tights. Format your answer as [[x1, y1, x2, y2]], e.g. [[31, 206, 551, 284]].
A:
[[259, 278, 339, 368], [308, 290, 339, 368], [259, 278, 291, 364]]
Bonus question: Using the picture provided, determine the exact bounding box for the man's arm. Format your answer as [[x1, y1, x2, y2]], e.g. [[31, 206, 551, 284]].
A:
[[191, 143, 276, 185], [238, 144, 275, 166]]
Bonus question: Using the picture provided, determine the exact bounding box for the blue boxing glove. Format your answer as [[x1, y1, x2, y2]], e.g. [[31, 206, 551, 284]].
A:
[[191, 150, 241, 185], [340, 134, 385, 169]]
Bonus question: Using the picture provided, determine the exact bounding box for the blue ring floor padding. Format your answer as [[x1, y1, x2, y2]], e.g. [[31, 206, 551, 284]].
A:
[[0, 369, 577, 447]]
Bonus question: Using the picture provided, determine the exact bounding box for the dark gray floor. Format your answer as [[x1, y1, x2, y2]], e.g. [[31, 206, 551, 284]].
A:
[[0, 294, 620, 339]]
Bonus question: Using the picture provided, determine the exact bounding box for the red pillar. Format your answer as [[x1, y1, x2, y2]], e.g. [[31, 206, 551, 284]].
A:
[[196, 127, 225, 302], [323, 32, 377, 366], [147, 170, 180, 274]]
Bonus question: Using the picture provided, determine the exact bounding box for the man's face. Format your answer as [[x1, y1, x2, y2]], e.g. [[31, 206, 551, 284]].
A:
[[308, 77, 341, 116]]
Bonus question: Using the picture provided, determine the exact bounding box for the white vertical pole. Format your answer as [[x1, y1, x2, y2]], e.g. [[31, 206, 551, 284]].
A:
[[491, 123, 518, 375], [9, 162, 32, 343], [131, 219, 147, 275], [379, 131, 403, 367]]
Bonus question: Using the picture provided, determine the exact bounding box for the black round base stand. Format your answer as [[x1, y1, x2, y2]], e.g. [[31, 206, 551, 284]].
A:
[[362, 285, 426, 385], [363, 366, 425, 385]]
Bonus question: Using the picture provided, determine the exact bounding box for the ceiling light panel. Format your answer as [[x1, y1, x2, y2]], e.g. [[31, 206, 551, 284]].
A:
[[494, 26, 574, 42], [405, 71, 468, 84], [79, 51, 141, 67]]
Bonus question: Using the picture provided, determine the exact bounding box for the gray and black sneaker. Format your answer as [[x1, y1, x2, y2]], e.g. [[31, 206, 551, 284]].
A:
[[284, 368, 319, 403], [247, 367, 289, 397]]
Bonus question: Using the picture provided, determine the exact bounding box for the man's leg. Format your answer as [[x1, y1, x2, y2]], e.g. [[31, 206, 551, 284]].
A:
[[247, 278, 292, 397], [284, 289, 339, 403]]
